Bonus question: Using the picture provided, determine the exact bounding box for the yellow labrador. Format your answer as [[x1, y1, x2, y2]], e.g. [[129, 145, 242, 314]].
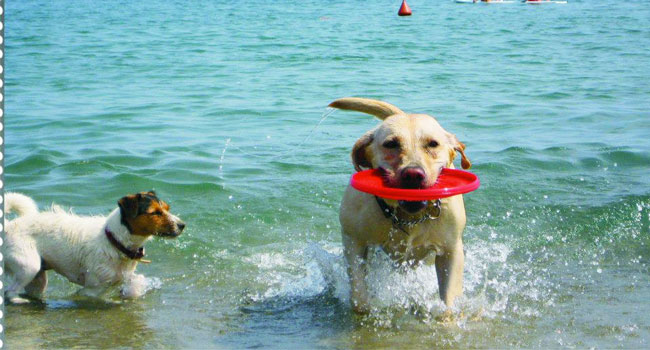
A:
[[330, 97, 471, 314]]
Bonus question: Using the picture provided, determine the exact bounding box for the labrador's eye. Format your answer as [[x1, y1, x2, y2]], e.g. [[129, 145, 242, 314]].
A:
[[427, 140, 439, 148], [150, 210, 163, 216], [383, 139, 400, 149]]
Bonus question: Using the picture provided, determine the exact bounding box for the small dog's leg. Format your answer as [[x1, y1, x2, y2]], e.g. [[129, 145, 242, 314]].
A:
[[77, 285, 110, 299], [120, 273, 147, 299], [343, 235, 371, 314], [435, 243, 465, 307], [24, 269, 48, 299], [5, 249, 42, 304]]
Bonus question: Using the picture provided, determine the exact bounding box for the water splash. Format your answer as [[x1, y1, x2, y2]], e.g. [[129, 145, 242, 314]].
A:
[[294, 107, 337, 150], [218, 137, 231, 189], [217, 108, 337, 162], [240, 238, 551, 328], [120, 275, 163, 299]]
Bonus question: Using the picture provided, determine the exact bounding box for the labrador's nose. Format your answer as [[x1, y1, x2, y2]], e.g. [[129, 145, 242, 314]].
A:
[[400, 167, 426, 189], [177, 221, 186, 231]]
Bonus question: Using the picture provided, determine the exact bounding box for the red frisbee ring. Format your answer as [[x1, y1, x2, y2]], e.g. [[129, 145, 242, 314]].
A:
[[350, 168, 480, 201]]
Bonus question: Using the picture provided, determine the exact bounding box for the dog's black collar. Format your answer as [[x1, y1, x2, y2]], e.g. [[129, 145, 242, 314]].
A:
[[375, 196, 394, 219], [375, 196, 442, 235], [105, 227, 145, 260]]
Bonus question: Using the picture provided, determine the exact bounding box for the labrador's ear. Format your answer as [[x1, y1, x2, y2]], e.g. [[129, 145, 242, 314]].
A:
[[352, 130, 375, 172], [447, 133, 471, 169]]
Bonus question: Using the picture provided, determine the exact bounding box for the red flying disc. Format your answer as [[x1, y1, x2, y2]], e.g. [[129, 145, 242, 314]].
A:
[[350, 168, 480, 201]]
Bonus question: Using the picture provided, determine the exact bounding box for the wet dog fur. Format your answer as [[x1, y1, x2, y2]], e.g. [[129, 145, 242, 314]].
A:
[[330, 97, 471, 314], [3, 191, 185, 303]]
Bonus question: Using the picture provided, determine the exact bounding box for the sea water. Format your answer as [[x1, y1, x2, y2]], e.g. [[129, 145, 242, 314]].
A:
[[5, 0, 649, 348]]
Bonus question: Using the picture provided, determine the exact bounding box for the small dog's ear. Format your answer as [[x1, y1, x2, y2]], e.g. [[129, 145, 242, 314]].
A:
[[118, 194, 140, 220], [146, 190, 157, 197], [352, 130, 374, 172], [447, 133, 471, 169]]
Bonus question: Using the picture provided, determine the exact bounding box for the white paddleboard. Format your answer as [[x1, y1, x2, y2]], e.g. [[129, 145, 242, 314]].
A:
[[525, 0, 567, 3], [456, 0, 516, 3], [456, 0, 566, 3]]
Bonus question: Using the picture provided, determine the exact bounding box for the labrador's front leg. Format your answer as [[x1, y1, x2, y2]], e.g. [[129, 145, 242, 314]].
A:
[[435, 241, 464, 307], [343, 234, 371, 314]]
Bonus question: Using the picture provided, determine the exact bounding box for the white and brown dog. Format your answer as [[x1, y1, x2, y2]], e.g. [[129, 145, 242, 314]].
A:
[[330, 97, 472, 314], [4, 191, 185, 303]]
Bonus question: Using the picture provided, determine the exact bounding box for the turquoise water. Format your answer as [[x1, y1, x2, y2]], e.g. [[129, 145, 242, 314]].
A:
[[5, 0, 650, 348]]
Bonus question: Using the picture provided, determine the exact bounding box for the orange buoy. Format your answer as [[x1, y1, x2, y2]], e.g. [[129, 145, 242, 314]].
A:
[[398, 0, 412, 16]]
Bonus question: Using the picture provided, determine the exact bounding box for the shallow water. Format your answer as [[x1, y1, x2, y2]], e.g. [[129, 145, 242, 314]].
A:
[[5, 0, 650, 348]]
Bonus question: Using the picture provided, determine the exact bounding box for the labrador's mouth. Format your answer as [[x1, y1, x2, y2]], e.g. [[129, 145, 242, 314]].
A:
[[378, 167, 429, 214], [377, 167, 431, 214], [377, 167, 396, 186], [398, 200, 428, 214]]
